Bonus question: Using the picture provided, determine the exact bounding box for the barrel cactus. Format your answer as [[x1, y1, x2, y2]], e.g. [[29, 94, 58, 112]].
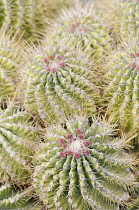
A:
[[33, 116, 137, 210], [0, 104, 38, 184], [49, 3, 111, 59], [104, 48, 139, 131], [22, 40, 100, 123], [113, 0, 139, 37], [0, 31, 24, 101], [0, 0, 73, 42]]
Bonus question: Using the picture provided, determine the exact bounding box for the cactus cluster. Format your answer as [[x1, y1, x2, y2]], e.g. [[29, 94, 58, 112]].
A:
[[0, 0, 139, 209], [104, 49, 139, 131], [113, 0, 139, 37], [49, 4, 111, 59], [22, 40, 100, 123], [0, 105, 38, 184], [33, 116, 137, 210]]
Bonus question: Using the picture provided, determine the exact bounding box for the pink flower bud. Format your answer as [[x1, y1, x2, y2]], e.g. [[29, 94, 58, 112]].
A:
[[76, 129, 82, 134], [59, 138, 65, 144], [66, 150, 72, 155], [44, 58, 49, 63], [67, 134, 73, 139], [84, 150, 90, 155], [130, 62, 136, 68], [78, 134, 84, 139], [62, 144, 67, 149], [59, 62, 66, 68], [49, 55, 54, 60], [60, 151, 66, 157], [84, 140, 91, 146], [46, 67, 50, 71], [51, 68, 57, 73], [74, 152, 81, 159], [137, 52, 139, 57], [130, 53, 135, 58], [70, 24, 75, 32], [73, 138, 77, 141], [57, 55, 63, 60]]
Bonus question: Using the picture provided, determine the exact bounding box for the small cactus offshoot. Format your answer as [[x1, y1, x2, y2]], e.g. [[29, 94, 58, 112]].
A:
[[104, 48, 139, 131], [49, 2, 111, 59], [22, 40, 100, 123], [0, 104, 38, 184], [33, 116, 137, 210]]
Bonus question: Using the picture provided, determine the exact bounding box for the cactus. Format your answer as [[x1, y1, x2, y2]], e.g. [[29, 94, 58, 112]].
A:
[[48, 2, 111, 60], [0, 104, 38, 184], [104, 47, 139, 131], [0, 31, 24, 101], [0, 0, 73, 42], [22, 39, 101, 123], [33, 116, 137, 210], [0, 183, 32, 209], [113, 0, 139, 37], [130, 197, 139, 210]]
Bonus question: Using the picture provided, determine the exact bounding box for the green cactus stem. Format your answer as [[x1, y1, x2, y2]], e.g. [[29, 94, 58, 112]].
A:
[[48, 2, 111, 60], [33, 116, 137, 210], [113, 0, 139, 37], [0, 104, 38, 184], [0, 0, 73, 42], [22, 40, 101, 123], [104, 49, 139, 131], [0, 31, 25, 101], [0, 184, 32, 209]]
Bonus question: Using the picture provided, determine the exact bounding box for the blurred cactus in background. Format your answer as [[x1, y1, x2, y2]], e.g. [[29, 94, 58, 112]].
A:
[[48, 2, 111, 60]]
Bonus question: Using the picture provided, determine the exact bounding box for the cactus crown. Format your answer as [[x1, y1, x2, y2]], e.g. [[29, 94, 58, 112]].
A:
[[49, 2, 111, 59], [22, 39, 100, 123], [0, 104, 38, 184], [33, 116, 137, 210]]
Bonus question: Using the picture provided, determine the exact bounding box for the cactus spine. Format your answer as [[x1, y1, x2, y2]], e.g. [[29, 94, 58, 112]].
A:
[[33, 116, 137, 210], [49, 3, 111, 59], [22, 40, 100, 123], [0, 104, 38, 184], [104, 47, 139, 131]]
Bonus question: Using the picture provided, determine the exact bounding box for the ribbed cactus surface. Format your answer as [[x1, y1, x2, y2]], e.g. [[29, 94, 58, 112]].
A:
[[104, 50, 139, 130], [0, 0, 73, 41], [33, 116, 136, 210], [50, 4, 111, 59], [0, 32, 22, 100], [114, 0, 139, 36], [22, 42, 100, 123], [0, 184, 31, 209], [0, 105, 38, 184]]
